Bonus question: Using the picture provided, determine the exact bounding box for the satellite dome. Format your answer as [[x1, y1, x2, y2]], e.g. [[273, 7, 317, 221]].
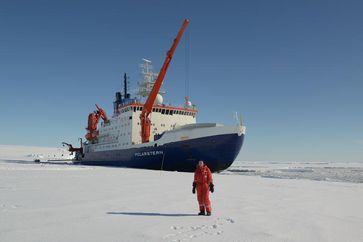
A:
[[154, 94, 163, 105]]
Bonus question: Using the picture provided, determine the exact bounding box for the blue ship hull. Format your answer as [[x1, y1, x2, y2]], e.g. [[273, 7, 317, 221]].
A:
[[81, 133, 244, 172]]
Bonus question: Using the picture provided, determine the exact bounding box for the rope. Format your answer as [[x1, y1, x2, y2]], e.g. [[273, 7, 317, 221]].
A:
[[160, 152, 166, 176], [185, 27, 190, 98]]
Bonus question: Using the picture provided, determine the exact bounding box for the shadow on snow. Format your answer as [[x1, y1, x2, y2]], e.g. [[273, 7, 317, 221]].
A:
[[107, 212, 197, 217]]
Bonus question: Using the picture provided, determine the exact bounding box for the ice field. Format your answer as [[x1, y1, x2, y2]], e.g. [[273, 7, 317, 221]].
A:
[[1, 145, 362, 242]]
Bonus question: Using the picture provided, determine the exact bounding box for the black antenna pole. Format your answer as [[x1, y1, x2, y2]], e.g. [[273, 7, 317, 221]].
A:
[[124, 73, 127, 98]]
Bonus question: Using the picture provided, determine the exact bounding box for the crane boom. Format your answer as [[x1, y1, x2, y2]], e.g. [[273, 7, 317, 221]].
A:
[[140, 19, 189, 143], [85, 104, 109, 141]]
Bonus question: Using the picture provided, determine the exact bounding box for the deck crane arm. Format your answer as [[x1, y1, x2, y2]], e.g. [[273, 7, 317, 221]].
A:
[[95, 104, 108, 122], [140, 19, 189, 143], [85, 104, 109, 141]]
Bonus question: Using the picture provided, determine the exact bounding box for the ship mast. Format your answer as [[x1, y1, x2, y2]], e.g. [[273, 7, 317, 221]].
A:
[[140, 19, 189, 143]]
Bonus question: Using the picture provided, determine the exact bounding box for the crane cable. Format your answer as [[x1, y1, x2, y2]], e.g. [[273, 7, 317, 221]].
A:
[[184, 27, 190, 99]]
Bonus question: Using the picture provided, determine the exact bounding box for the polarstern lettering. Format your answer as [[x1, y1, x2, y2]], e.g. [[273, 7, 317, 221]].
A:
[[134, 150, 164, 157]]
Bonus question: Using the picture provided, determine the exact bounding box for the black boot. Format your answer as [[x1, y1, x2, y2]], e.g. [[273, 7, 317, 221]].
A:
[[206, 212, 211, 216], [198, 211, 205, 216]]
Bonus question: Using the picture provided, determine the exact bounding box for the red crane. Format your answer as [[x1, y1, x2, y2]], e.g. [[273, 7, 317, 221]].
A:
[[85, 104, 109, 141], [140, 19, 189, 143]]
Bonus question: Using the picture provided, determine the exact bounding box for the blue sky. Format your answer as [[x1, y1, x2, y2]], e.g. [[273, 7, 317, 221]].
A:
[[1, 0, 362, 162]]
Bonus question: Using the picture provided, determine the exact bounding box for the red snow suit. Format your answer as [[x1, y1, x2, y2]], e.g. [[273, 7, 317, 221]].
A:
[[194, 165, 213, 213]]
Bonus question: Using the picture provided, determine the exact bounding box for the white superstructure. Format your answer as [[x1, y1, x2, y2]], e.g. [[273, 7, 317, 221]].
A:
[[85, 60, 198, 153]]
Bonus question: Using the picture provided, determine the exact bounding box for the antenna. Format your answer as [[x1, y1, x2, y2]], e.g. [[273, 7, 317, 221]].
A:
[[239, 113, 243, 126], [234, 112, 243, 126], [124, 73, 127, 98], [137, 59, 164, 98], [142, 58, 151, 63]]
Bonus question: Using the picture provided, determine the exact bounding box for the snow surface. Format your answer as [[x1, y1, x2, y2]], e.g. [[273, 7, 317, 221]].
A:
[[1, 145, 363, 242]]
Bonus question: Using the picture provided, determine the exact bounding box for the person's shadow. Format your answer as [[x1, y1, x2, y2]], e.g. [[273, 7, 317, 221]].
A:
[[107, 212, 197, 217]]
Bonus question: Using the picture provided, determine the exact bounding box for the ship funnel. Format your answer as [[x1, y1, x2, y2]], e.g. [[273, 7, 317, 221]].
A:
[[115, 92, 121, 102]]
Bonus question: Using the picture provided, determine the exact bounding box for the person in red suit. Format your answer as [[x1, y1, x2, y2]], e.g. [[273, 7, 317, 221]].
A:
[[192, 160, 214, 216]]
